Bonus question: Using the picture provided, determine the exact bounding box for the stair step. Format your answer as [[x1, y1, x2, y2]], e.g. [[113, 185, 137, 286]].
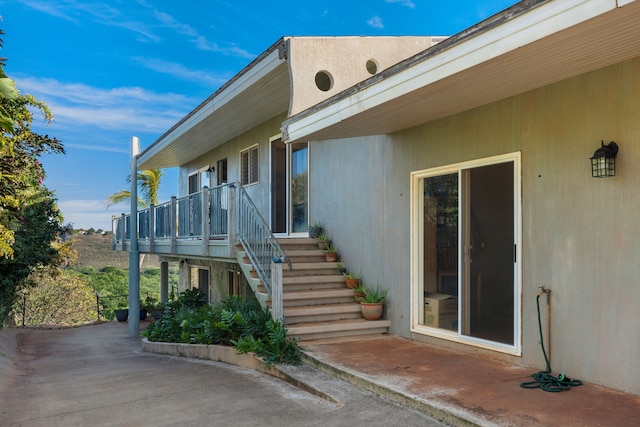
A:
[[285, 262, 340, 276], [277, 238, 320, 250], [286, 318, 390, 341], [283, 288, 356, 306], [239, 238, 389, 342], [284, 303, 362, 323], [283, 275, 345, 291], [284, 249, 326, 263]]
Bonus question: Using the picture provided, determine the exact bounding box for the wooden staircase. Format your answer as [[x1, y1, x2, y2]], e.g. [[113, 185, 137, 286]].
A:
[[236, 237, 390, 342]]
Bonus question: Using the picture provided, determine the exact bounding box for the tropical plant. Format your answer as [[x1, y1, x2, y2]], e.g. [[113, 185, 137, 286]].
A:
[[0, 44, 65, 324], [143, 295, 301, 367], [357, 284, 388, 304], [105, 168, 164, 208], [342, 271, 361, 280], [353, 282, 368, 295]]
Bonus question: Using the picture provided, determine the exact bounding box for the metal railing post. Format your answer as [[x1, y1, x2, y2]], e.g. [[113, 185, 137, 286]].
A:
[[120, 213, 126, 243], [228, 185, 237, 249], [170, 196, 177, 254], [149, 204, 155, 253], [201, 187, 210, 255]]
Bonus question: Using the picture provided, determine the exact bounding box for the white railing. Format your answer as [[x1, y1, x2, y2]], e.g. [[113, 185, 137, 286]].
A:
[[111, 182, 287, 319]]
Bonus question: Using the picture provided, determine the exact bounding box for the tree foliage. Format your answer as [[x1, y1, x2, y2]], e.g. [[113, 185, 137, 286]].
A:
[[0, 34, 66, 323], [106, 168, 164, 208]]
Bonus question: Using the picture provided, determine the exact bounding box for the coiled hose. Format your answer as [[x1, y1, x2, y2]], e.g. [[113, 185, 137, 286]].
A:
[[520, 291, 582, 392]]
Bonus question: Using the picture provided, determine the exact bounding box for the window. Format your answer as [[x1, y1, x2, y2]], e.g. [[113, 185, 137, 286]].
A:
[[188, 172, 199, 194], [217, 158, 228, 186], [314, 71, 333, 91], [240, 145, 259, 185]]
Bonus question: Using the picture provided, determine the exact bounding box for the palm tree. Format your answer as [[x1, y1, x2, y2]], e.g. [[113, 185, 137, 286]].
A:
[[106, 169, 164, 208], [106, 169, 164, 269]]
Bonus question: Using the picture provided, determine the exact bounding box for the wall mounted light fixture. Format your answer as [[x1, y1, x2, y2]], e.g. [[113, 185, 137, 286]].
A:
[[590, 141, 618, 178]]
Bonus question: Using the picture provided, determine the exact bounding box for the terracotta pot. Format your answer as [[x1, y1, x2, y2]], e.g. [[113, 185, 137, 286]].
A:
[[361, 303, 383, 320], [325, 252, 338, 262], [353, 292, 365, 302], [345, 278, 359, 289]]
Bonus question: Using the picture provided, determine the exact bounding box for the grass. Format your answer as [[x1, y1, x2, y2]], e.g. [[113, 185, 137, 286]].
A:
[[70, 234, 156, 270]]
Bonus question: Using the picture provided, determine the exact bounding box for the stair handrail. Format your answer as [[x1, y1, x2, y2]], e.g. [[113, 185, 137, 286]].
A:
[[235, 182, 292, 299]]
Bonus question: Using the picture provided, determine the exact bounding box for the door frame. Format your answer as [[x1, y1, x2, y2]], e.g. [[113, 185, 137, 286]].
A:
[[410, 152, 522, 355], [269, 134, 309, 237]]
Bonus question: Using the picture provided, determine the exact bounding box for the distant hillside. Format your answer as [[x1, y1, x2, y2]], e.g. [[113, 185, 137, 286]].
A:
[[70, 234, 157, 270]]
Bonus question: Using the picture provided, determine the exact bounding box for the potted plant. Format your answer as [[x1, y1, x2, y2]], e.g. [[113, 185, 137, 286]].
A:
[[324, 244, 338, 262], [336, 262, 347, 275], [141, 296, 158, 320], [353, 282, 367, 302], [151, 302, 166, 320], [316, 232, 331, 250], [114, 308, 129, 322], [357, 284, 388, 320], [308, 222, 323, 238], [343, 271, 361, 289]]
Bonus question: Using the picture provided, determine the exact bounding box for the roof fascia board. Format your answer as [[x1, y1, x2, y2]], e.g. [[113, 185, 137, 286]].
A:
[[139, 43, 286, 165], [283, 0, 617, 143]]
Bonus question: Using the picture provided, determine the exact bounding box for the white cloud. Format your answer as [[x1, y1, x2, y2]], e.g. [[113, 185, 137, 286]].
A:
[[58, 199, 125, 230], [386, 0, 416, 9], [14, 76, 192, 134], [138, 1, 255, 59], [367, 16, 385, 29], [131, 57, 230, 88]]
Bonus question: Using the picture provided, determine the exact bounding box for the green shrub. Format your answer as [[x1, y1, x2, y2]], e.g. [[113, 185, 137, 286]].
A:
[[143, 294, 301, 366]]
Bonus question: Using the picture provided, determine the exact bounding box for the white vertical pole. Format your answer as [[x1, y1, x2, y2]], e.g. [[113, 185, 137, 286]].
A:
[[128, 136, 141, 337], [271, 261, 283, 321]]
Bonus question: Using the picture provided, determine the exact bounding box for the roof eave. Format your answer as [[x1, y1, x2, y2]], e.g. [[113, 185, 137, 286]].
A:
[[282, 0, 635, 143]]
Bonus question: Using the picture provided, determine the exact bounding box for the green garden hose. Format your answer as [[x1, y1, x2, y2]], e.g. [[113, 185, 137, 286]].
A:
[[520, 290, 583, 392]]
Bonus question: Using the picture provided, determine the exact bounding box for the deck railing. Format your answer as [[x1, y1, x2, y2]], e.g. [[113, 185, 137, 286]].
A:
[[111, 182, 288, 318], [154, 201, 173, 239], [236, 183, 291, 289]]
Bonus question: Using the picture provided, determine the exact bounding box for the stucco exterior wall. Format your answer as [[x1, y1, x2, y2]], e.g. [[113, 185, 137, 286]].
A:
[[287, 37, 439, 116], [179, 112, 286, 218], [310, 56, 640, 394]]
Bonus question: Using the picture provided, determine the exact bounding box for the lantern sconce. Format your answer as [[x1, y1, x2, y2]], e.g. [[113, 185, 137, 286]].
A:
[[590, 141, 618, 178]]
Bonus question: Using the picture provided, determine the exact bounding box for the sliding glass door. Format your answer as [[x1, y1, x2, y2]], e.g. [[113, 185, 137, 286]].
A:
[[414, 153, 520, 351]]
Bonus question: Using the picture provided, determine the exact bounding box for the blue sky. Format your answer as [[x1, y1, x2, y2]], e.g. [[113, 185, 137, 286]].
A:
[[0, 0, 516, 230]]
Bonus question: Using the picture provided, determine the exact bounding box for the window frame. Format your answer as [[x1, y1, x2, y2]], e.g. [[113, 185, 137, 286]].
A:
[[410, 151, 522, 356], [240, 144, 259, 186]]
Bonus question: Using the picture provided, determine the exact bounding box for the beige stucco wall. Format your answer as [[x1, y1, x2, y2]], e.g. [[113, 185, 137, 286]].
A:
[[180, 112, 286, 217], [310, 56, 640, 394], [287, 36, 439, 116]]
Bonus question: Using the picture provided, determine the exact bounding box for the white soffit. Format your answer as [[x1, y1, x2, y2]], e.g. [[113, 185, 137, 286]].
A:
[[139, 46, 289, 169], [283, 0, 638, 143]]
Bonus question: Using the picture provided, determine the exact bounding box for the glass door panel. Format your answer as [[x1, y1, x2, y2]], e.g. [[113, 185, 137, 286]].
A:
[[271, 139, 287, 233], [290, 142, 308, 233], [421, 173, 459, 331], [462, 162, 514, 345]]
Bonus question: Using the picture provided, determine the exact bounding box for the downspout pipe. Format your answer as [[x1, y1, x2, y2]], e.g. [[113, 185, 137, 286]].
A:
[[128, 136, 141, 337]]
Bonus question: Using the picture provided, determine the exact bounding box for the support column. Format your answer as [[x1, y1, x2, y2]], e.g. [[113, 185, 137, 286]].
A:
[[160, 261, 169, 303], [128, 136, 141, 337]]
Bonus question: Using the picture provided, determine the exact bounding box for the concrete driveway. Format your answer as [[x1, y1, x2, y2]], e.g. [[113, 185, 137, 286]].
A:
[[0, 322, 445, 426]]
